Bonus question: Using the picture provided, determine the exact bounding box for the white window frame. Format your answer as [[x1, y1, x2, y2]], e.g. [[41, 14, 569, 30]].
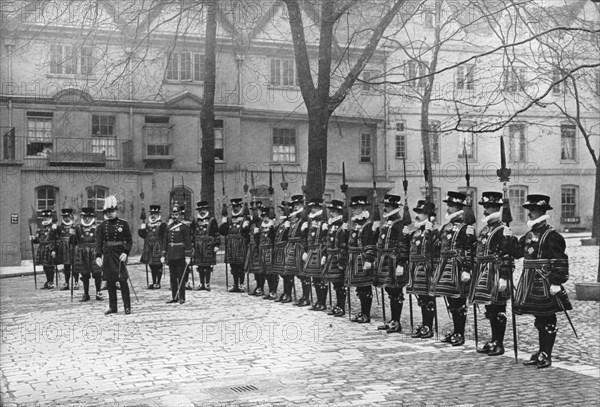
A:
[[395, 122, 406, 159], [508, 185, 528, 224], [560, 123, 577, 161], [456, 64, 475, 91], [270, 58, 296, 87], [508, 123, 527, 162], [272, 127, 297, 163], [167, 52, 205, 82]]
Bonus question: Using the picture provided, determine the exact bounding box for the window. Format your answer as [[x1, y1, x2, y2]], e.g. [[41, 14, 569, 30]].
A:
[[170, 187, 193, 220], [27, 112, 53, 157], [36, 186, 56, 212], [360, 133, 372, 163], [595, 69, 600, 97], [22, 2, 40, 22], [214, 119, 224, 161], [395, 122, 406, 159], [407, 60, 429, 88], [457, 128, 475, 160], [508, 123, 526, 162], [166, 52, 204, 82], [92, 138, 117, 158], [92, 115, 115, 136], [561, 186, 578, 222], [270, 58, 296, 86], [552, 68, 563, 95], [504, 67, 526, 93], [429, 121, 441, 163], [49, 45, 93, 75], [456, 64, 475, 91], [508, 185, 528, 224], [272, 128, 297, 162], [144, 116, 172, 157], [87, 186, 108, 213], [560, 123, 576, 160], [362, 70, 381, 92], [420, 187, 441, 221]]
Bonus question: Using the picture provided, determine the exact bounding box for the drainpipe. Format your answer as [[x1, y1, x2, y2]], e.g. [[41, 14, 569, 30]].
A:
[[383, 50, 389, 182]]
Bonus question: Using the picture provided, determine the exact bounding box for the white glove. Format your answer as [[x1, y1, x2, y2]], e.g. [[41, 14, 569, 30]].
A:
[[466, 225, 475, 236], [95, 257, 103, 268], [242, 221, 250, 228], [51, 224, 57, 230], [254, 227, 259, 234], [140, 223, 146, 230], [498, 278, 507, 292], [302, 252, 308, 262], [503, 227, 513, 237], [284, 220, 291, 228], [402, 226, 410, 235], [30, 235, 35, 241], [461, 271, 470, 283], [550, 284, 561, 295], [425, 221, 433, 231], [301, 222, 308, 231], [221, 217, 228, 224], [372, 221, 380, 230], [51, 251, 56, 258], [119, 253, 128, 263], [214, 246, 220, 253], [321, 256, 326, 266], [395, 265, 404, 277], [363, 261, 372, 270], [185, 257, 191, 265], [160, 256, 166, 264]]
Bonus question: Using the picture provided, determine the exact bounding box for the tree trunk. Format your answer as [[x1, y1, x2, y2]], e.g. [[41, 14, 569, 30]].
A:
[[200, 0, 217, 213], [305, 107, 330, 199], [593, 162, 599, 241]]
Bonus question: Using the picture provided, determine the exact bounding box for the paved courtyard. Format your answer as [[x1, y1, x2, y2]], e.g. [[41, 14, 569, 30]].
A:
[[1, 236, 599, 406]]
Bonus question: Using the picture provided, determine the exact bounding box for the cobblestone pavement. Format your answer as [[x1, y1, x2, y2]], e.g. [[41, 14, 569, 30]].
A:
[[1, 238, 598, 406]]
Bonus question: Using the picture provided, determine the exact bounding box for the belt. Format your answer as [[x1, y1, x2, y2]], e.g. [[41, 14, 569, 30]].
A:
[[440, 250, 458, 258], [105, 241, 127, 246], [169, 242, 185, 246], [476, 255, 496, 262], [523, 259, 567, 268], [410, 254, 427, 262]]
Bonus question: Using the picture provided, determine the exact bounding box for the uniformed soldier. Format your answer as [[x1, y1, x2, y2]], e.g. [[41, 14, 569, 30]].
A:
[[191, 201, 220, 291], [322, 200, 349, 317], [469, 192, 513, 356], [246, 201, 264, 296], [375, 194, 407, 333], [95, 196, 133, 315], [347, 196, 377, 323], [74, 207, 103, 302], [57, 208, 78, 291], [431, 191, 475, 346], [272, 201, 292, 302], [505, 194, 571, 369], [283, 194, 309, 306], [139, 205, 167, 289], [219, 198, 249, 292], [404, 200, 439, 339], [162, 204, 192, 304], [302, 198, 328, 311], [257, 206, 276, 299], [30, 209, 58, 289]]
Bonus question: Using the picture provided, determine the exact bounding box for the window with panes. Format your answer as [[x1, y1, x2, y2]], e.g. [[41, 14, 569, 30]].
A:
[[272, 128, 297, 162]]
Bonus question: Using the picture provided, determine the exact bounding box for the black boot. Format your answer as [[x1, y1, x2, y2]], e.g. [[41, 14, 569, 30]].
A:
[[538, 325, 557, 369], [205, 270, 212, 291], [359, 295, 372, 323], [452, 312, 466, 346], [196, 268, 206, 290], [229, 274, 240, 292], [332, 287, 346, 317], [489, 315, 506, 356], [387, 301, 403, 333]]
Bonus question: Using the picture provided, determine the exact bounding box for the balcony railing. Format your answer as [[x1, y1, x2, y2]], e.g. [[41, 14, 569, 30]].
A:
[[1, 129, 136, 169]]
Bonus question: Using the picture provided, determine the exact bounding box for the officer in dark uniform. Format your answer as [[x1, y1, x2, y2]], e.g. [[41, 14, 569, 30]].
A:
[[283, 195, 309, 306], [375, 194, 406, 333], [431, 191, 475, 346], [57, 208, 78, 291], [95, 196, 133, 315], [403, 200, 439, 339], [322, 200, 349, 317], [505, 194, 571, 369], [246, 201, 264, 296], [469, 192, 513, 356], [347, 195, 377, 323], [139, 205, 167, 289], [257, 206, 276, 299], [162, 204, 192, 304], [30, 209, 58, 289], [191, 201, 220, 291], [302, 198, 328, 311], [272, 201, 291, 302], [220, 198, 249, 292], [74, 207, 103, 302]]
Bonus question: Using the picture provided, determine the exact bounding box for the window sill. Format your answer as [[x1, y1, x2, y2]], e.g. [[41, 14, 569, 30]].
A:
[[267, 85, 300, 91], [162, 79, 204, 85], [560, 159, 578, 164], [269, 162, 300, 166], [46, 73, 97, 80]]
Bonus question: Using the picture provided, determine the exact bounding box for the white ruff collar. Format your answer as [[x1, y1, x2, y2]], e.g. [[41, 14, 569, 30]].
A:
[[414, 218, 427, 228], [444, 210, 464, 222], [328, 215, 343, 225], [262, 219, 274, 227], [62, 219, 73, 226], [352, 210, 370, 221], [231, 209, 243, 217], [149, 215, 162, 223], [289, 208, 304, 218], [42, 219, 53, 226], [279, 215, 288, 220], [197, 213, 209, 220], [383, 207, 401, 218], [81, 218, 95, 227], [527, 214, 550, 229], [482, 211, 501, 224], [309, 210, 323, 219]]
